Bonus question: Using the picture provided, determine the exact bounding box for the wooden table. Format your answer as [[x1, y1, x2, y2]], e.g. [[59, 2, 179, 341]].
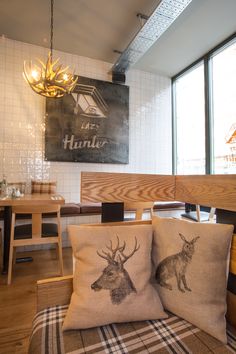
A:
[[0, 193, 65, 274]]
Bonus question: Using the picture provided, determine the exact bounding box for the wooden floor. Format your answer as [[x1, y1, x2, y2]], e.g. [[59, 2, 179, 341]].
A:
[[0, 247, 73, 354]]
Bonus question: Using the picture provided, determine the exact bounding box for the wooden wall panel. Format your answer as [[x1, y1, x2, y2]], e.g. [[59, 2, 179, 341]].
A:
[[81, 172, 236, 210], [227, 291, 236, 328], [81, 172, 175, 203], [231, 234, 236, 275], [175, 175, 236, 212], [37, 275, 73, 311]]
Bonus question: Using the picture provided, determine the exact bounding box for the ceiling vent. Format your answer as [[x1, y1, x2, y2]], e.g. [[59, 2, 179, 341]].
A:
[[112, 0, 192, 78]]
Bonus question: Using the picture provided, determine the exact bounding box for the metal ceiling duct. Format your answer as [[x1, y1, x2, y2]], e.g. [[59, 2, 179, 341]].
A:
[[112, 0, 192, 77]]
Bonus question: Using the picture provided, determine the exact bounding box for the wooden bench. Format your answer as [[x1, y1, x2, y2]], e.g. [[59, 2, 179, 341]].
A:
[[27, 173, 236, 354]]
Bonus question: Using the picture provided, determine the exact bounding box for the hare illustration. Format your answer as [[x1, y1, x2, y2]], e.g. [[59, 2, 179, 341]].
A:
[[156, 233, 199, 293]]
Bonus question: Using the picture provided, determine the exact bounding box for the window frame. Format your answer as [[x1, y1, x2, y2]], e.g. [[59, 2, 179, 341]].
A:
[[172, 32, 236, 175]]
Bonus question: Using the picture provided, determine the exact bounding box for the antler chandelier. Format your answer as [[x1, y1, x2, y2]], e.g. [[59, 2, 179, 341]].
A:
[[23, 0, 78, 98]]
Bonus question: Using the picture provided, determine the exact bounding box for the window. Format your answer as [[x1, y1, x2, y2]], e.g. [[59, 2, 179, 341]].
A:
[[175, 63, 205, 174], [210, 39, 236, 173], [173, 33, 236, 175]]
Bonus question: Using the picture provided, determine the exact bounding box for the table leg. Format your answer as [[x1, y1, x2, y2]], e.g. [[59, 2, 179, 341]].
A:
[[2, 206, 11, 274]]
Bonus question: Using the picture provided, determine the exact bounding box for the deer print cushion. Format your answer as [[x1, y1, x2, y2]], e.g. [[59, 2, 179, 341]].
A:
[[63, 224, 167, 330], [152, 215, 234, 343]]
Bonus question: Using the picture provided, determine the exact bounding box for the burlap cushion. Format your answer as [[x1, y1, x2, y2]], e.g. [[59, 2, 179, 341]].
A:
[[152, 215, 234, 343], [31, 180, 57, 194], [63, 224, 167, 330]]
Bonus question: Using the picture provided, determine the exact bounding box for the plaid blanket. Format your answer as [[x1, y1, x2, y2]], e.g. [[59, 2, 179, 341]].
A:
[[29, 305, 236, 354]]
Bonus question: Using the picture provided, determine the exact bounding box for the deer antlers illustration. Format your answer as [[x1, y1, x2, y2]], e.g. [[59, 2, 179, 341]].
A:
[[92, 236, 140, 304], [97, 236, 140, 265]]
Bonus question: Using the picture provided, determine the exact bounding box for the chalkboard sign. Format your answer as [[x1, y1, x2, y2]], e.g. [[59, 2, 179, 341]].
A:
[[45, 76, 129, 164]]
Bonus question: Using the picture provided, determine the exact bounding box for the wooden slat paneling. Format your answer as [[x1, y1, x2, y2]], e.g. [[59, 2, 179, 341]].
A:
[[37, 275, 73, 312], [175, 175, 236, 212], [230, 234, 236, 275], [81, 172, 175, 203], [227, 291, 236, 328]]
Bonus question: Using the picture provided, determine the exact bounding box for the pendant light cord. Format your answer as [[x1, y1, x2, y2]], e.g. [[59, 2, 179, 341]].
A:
[[50, 0, 54, 61]]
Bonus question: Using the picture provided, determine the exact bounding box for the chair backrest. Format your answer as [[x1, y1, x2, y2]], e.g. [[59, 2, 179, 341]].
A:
[[195, 205, 216, 222], [12, 204, 61, 239], [31, 180, 57, 194], [124, 201, 154, 220]]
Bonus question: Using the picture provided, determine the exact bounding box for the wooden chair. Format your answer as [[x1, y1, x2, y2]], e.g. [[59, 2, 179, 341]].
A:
[[7, 204, 64, 285], [124, 201, 154, 220], [31, 180, 57, 194]]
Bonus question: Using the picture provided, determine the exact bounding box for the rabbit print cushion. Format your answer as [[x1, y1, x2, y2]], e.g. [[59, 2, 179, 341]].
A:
[[63, 224, 167, 330], [152, 216, 234, 343]]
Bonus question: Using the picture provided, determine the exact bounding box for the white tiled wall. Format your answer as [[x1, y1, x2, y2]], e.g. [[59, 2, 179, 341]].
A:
[[0, 37, 172, 202]]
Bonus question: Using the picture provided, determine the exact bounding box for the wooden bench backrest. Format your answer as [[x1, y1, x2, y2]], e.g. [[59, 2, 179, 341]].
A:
[[80, 172, 236, 210]]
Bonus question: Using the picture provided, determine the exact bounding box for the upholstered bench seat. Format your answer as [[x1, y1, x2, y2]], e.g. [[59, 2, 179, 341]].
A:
[[60, 203, 81, 216], [181, 211, 211, 222], [42, 203, 82, 218], [28, 304, 235, 354], [0, 201, 185, 220], [79, 202, 102, 214]]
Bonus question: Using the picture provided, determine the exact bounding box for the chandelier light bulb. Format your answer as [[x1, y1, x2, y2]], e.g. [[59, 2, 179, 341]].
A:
[[63, 73, 69, 81], [31, 69, 40, 80]]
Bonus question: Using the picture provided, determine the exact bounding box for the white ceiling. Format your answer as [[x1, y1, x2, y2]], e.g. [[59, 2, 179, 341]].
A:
[[0, 0, 235, 78], [136, 0, 236, 77]]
